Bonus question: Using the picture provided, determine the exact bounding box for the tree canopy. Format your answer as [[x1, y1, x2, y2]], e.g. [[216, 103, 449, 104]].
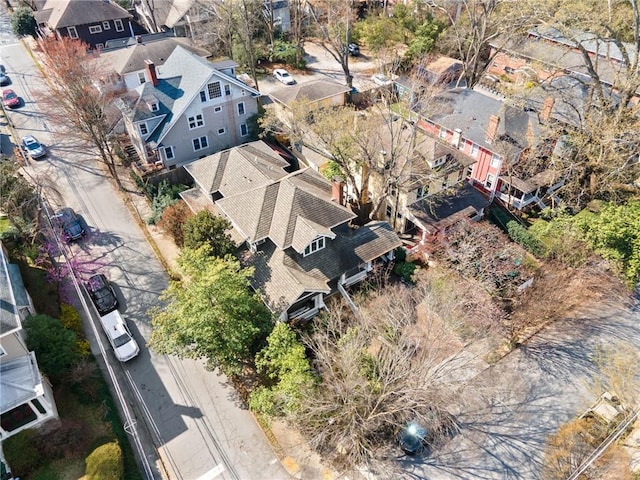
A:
[[149, 245, 272, 375], [182, 210, 236, 258], [24, 314, 81, 380], [11, 7, 37, 38]]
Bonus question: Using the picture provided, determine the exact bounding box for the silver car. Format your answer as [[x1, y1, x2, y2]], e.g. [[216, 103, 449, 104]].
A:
[[22, 135, 46, 159]]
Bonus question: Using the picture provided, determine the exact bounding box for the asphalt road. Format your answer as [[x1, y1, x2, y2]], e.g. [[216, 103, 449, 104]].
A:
[[1, 33, 288, 480]]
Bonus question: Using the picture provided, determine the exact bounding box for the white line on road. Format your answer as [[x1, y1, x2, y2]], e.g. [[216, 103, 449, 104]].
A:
[[195, 464, 226, 480]]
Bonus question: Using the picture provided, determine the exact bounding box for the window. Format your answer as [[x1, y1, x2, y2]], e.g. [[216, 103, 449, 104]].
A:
[[217, 128, 226, 135], [303, 236, 325, 256], [504, 66, 515, 74], [490, 153, 500, 168], [67, 26, 78, 39], [138, 72, 146, 84], [214, 106, 222, 113], [200, 91, 207, 103], [89, 25, 102, 34], [237, 102, 245, 115], [207, 81, 222, 99], [193, 136, 209, 151], [416, 185, 427, 199], [485, 173, 496, 189], [385, 204, 392, 217], [114, 19, 124, 32], [139, 123, 148, 135], [150, 102, 159, 112], [102, 21, 111, 30], [163, 146, 175, 160], [471, 144, 479, 157], [188, 114, 204, 129], [224, 84, 231, 96], [240, 124, 248, 137], [439, 128, 447, 139], [95, 43, 104, 50]]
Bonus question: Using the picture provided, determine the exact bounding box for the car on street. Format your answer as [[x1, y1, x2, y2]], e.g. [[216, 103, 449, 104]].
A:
[[273, 68, 295, 85], [51, 207, 85, 241], [0, 72, 9, 86], [348, 43, 360, 56], [86, 273, 119, 316], [99, 309, 139, 362], [2, 89, 19, 108], [399, 421, 428, 455], [22, 135, 46, 159], [371, 73, 393, 87]]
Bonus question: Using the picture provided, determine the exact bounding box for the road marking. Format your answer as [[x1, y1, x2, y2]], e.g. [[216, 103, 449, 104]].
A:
[[195, 464, 226, 480]]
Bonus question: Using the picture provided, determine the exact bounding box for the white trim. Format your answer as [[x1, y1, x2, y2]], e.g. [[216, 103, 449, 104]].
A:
[[163, 146, 175, 160], [114, 18, 124, 32], [139, 122, 148, 135], [102, 21, 111, 30], [217, 127, 226, 135], [187, 113, 204, 129], [303, 236, 325, 256], [240, 123, 248, 137], [67, 26, 78, 38], [237, 102, 245, 116], [192, 135, 209, 151], [89, 25, 102, 34], [214, 106, 222, 112]]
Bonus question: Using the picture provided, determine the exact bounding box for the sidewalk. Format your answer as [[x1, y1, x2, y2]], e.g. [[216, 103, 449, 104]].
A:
[[116, 167, 341, 480]]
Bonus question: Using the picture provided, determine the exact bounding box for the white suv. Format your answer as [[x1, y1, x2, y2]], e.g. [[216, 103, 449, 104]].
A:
[[99, 310, 139, 362]]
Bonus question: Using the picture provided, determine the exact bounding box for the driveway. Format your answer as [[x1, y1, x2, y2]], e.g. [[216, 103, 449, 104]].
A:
[[403, 300, 640, 479]]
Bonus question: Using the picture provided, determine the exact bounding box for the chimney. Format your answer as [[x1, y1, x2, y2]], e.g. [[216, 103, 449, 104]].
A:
[[486, 115, 500, 144], [452, 128, 462, 148], [331, 176, 345, 205], [541, 96, 555, 122], [145, 59, 158, 86]]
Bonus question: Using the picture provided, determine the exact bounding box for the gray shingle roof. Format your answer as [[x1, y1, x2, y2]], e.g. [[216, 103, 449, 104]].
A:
[[249, 221, 402, 311], [99, 37, 210, 74], [35, 0, 131, 29], [185, 141, 291, 196], [217, 169, 356, 250], [269, 79, 351, 106]]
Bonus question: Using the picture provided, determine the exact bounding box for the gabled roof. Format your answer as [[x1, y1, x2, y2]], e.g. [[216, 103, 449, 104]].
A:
[[185, 141, 291, 197], [138, 0, 197, 29], [216, 168, 356, 251], [35, 0, 132, 29], [99, 36, 210, 75], [250, 222, 402, 311], [269, 79, 351, 106], [428, 88, 541, 153]]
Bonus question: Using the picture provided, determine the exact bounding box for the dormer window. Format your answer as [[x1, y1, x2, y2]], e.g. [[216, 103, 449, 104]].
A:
[[150, 102, 159, 112], [427, 155, 447, 169], [303, 236, 325, 256], [139, 123, 148, 135]]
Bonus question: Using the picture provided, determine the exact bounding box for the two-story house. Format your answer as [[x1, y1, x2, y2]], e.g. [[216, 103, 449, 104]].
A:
[[96, 33, 210, 92], [180, 141, 402, 322], [34, 0, 147, 50], [415, 87, 563, 211], [115, 46, 260, 168], [0, 243, 58, 441]]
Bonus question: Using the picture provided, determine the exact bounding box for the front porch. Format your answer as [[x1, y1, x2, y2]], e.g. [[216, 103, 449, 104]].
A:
[[497, 170, 563, 211]]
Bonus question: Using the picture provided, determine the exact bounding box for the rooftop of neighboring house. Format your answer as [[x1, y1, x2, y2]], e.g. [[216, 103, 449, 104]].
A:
[[184, 141, 292, 198], [34, 0, 132, 29], [407, 182, 490, 235], [0, 244, 23, 336], [137, 0, 197, 30], [248, 220, 402, 312], [99, 34, 210, 74], [115, 46, 259, 143], [427, 87, 541, 153], [269, 79, 352, 107]]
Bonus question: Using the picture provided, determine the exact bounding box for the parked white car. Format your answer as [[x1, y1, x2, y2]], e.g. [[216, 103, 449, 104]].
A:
[[99, 310, 139, 362], [273, 68, 295, 85]]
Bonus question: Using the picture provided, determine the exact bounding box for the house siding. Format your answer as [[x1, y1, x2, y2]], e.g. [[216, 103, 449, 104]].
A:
[[56, 19, 144, 49]]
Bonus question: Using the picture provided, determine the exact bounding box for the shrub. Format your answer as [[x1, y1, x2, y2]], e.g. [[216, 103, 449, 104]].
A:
[[60, 303, 83, 336], [394, 261, 417, 283], [146, 181, 189, 225], [158, 200, 193, 247], [506, 221, 544, 257], [182, 210, 236, 258], [85, 441, 124, 480], [3, 429, 40, 475], [24, 314, 81, 379]]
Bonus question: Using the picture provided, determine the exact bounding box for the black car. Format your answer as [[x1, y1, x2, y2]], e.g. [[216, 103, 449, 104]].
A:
[[51, 207, 85, 241], [0, 72, 9, 86], [86, 274, 119, 315], [398, 421, 428, 455], [348, 43, 360, 56]]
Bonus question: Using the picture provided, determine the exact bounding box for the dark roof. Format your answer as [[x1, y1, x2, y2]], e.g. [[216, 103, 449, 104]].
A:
[[250, 222, 402, 310], [35, 0, 132, 29], [407, 183, 489, 234], [269, 79, 351, 106]]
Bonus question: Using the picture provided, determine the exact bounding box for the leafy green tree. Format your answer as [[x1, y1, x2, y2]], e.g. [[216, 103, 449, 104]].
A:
[[572, 201, 640, 286], [250, 322, 315, 416], [404, 18, 445, 63], [11, 7, 37, 38], [24, 314, 81, 380], [85, 441, 124, 480], [149, 245, 272, 375], [182, 210, 236, 258]]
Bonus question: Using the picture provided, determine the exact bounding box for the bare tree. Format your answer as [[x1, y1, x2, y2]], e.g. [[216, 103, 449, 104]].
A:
[[307, 0, 356, 87], [37, 37, 122, 189]]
